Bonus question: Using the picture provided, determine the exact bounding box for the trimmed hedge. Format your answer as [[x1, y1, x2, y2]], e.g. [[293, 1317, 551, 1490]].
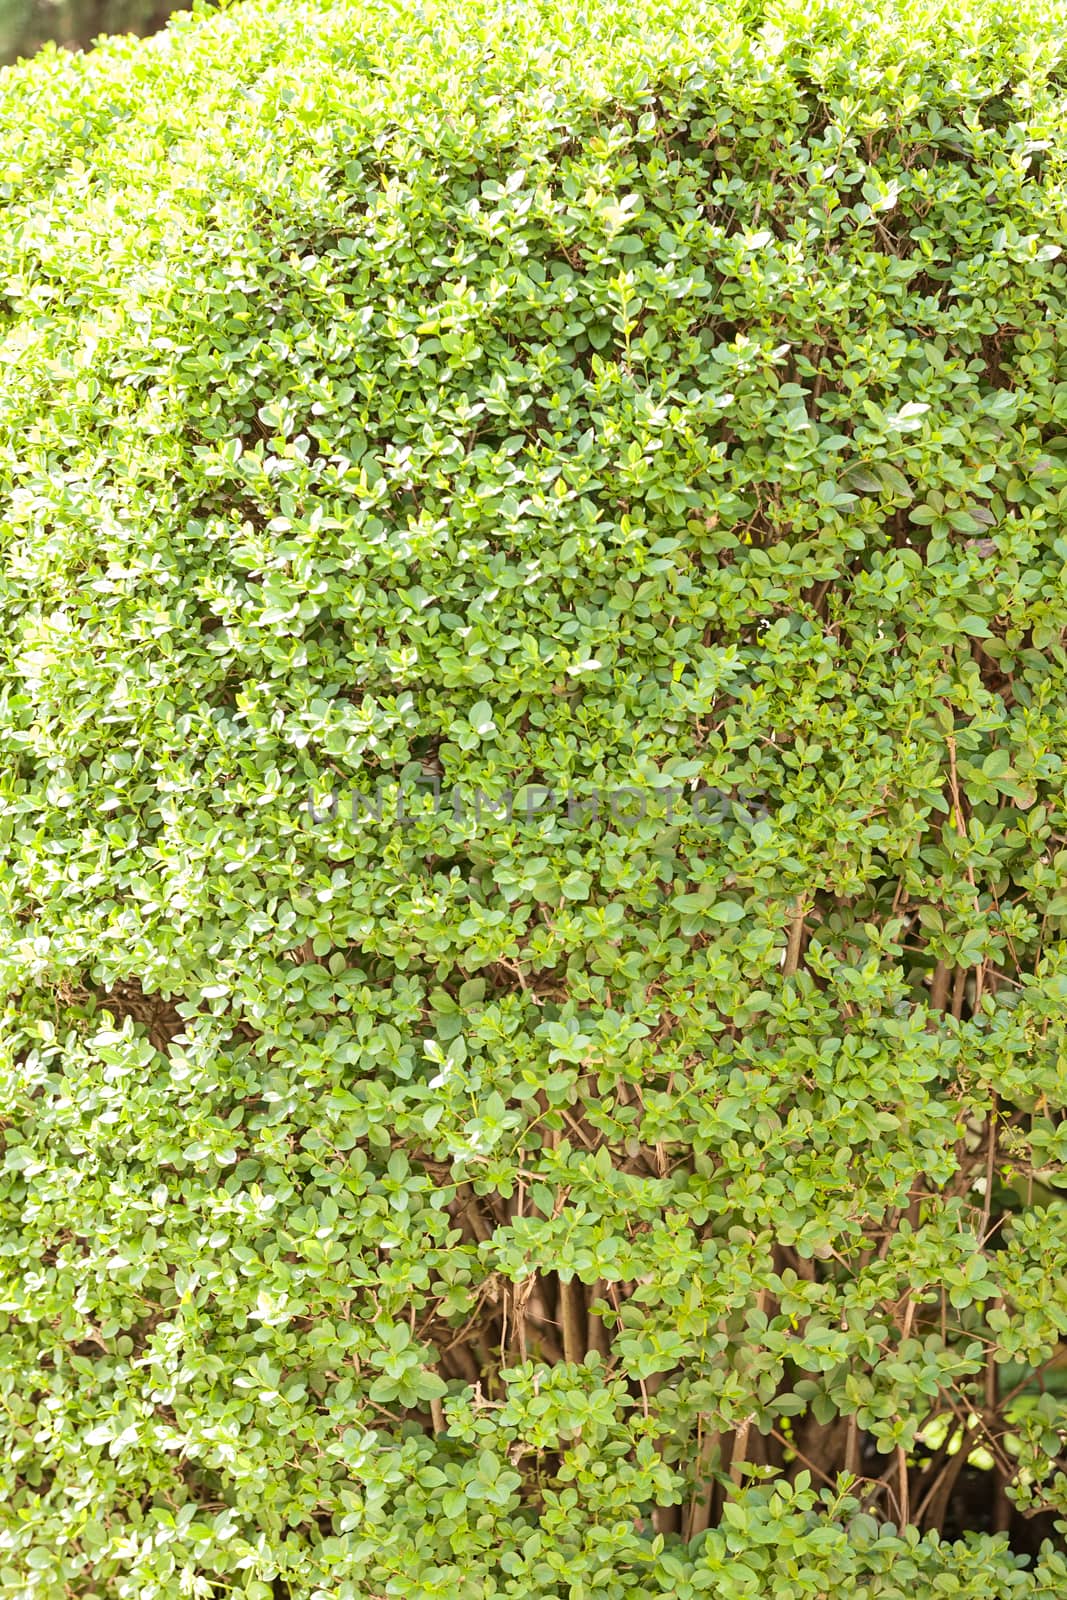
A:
[[2, 0, 1067, 1593]]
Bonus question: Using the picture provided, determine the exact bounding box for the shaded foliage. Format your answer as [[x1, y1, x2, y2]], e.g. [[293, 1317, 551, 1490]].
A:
[[2, 0, 1067, 1593], [0, 0, 181, 65]]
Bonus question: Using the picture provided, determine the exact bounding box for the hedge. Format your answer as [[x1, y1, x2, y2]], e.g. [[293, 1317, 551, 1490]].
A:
[[2, 0, 1067, 1593]]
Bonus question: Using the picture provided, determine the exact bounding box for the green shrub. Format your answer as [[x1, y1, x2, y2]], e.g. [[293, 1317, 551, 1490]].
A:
[[3, 0, 1067, 1592]]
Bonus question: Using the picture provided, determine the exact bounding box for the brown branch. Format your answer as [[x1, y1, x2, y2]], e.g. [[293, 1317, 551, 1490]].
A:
[[769, 1427, 839, 1489], [559, 1276, 587, 1365], [951, 965, 967, 1019], [454, 1184, 493, 1244], [914, 1428, 968, 1532], [685, 1418, 720, 1539], [978, 1100, 997, 1246], [729, 1417, 753, 1488], [783, 895, 807, 977], [897, 1444, 910, 1526], [930, 961, 951, 1012], [845, 1414, 860, 1476], [585, 1281, 611, 1358]]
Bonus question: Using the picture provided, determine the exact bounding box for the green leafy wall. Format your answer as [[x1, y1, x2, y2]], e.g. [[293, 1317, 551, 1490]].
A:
[[2, 0, 1067, 1594]]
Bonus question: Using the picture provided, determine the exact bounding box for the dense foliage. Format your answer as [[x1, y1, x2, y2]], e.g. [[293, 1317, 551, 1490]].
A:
[[3, 0, 1067, 1592]]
